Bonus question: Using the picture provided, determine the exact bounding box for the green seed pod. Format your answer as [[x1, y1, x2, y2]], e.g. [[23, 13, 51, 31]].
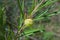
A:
[[24, 19, 33, 27]]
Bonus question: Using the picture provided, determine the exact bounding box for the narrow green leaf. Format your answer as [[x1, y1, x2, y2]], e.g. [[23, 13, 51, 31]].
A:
[[30, 0, 44, 16], [34, 9, 49, 21], [30, 0, 58, 17], [17, 0, 24, 29], [22, 0, 24, 11], [28, 0, 38, 14], [0, 7, 3, 27]]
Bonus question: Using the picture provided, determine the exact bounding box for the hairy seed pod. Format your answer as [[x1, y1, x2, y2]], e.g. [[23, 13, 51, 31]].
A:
[[24, 19, 33, 26]]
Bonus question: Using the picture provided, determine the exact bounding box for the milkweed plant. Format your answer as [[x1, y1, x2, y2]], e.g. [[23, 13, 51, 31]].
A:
[[0, 0, 60, 40]]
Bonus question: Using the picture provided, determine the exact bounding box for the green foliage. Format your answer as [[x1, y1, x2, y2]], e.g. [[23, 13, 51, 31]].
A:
[[0, 0, 60, 40], [17, 0, 24, 29], [17, 0, 59, 40], [0, 4, 5, 40]]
